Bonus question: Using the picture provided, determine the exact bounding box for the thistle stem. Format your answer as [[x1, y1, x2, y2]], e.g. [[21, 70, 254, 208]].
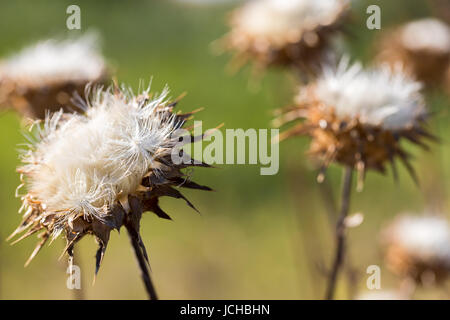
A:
[[319, 177, 359, 299], [325, 166, 353, 300], [125, 225, 158, 300]]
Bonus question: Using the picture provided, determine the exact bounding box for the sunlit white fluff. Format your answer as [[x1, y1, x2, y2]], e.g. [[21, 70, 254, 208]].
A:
[[385, 215, 450, 266], [0, 33, 106, 86], [305, 58, 425, 130], [231, 0, 348, 46], [400, 18, 450, 54], [19, 85, 181, 223]]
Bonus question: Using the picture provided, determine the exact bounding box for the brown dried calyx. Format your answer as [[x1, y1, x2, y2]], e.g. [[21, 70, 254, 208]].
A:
[[0, 74, 108, 119], [384, 241, 450, 286]]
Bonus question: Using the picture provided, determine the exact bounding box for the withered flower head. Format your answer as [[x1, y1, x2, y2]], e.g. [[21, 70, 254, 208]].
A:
[[274, 58, 433, 185], [10, 84, 211, 276], [0, 33, 108, 119], [220, 0, 349, 73], [381, 214, 450, 285], [376, 18, 450, 86]]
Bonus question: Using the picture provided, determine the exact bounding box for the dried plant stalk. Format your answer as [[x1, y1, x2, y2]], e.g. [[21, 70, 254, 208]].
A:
[[325, 167, 353, 300]]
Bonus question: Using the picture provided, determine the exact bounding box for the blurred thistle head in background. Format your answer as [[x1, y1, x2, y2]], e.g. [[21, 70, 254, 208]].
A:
[[9, 84, 211, 274], [218, 0, 350, 75], [381, 214, 450, 287], [0, 33, 109, 119], [376, 18, 450, 87], [274, 58, 434, 187]]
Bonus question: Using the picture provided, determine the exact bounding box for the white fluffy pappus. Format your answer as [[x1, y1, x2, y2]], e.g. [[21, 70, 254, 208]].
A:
[[0, 33, 107, 86], [384, 215, 450, 266], [305, 58, 426, 130], [19, 85, 182, 225], [400, 18, 450, 54], [232, 0, 348, 46]]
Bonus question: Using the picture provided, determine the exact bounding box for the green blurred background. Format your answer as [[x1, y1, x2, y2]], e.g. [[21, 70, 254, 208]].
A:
[[0, 0, 449, 299]]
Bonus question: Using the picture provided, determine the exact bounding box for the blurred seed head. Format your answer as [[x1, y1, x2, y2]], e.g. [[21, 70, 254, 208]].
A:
[[274, 58, 433, 185], [10, 84, 211, 274], [381, 214, 450, 286], [219, 0, 350, 74], [0, 33, 109, 119], [376, 18, 450, 87]]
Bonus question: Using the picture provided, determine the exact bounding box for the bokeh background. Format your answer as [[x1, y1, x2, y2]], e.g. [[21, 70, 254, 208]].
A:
[[0, 0, 449, 299]]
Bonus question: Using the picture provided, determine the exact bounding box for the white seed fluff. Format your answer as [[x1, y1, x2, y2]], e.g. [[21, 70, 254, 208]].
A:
[[401, 18, 450, 54], [20, 86, 181, 222], [0, 33, 106, 86], [232, 0, 348, 46], [308, 58, 426, 130], [386, 215, 450, 266]]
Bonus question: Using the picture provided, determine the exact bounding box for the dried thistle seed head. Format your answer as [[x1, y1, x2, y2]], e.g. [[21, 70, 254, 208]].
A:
[[274, 58, 433, 184], [0, 33, 109, 119], [376, 18, 450, 86], [10, 84, 211, 274], [220, 0, 349, 74], [381, 214, 450, 285]]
